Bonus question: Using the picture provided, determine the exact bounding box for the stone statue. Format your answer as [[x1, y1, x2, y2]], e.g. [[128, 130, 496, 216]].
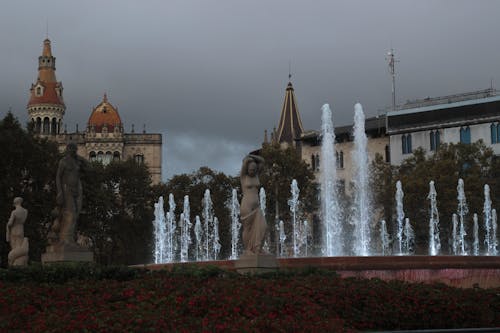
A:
[[240, 154, 267, 255], [6, 197, 29, 266], [53, 143, 85, 248]]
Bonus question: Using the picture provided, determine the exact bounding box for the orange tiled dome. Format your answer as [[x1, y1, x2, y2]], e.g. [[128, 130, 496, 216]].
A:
[[88, 94, 122, 133]]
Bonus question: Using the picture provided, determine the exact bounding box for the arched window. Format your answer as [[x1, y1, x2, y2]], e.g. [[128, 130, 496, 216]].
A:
[[113, 152, 120, 162], [104, 152, 113, 165], [36, 86, 42, 96], [89, 151, 97, 162], [315, 154, 320, 171], [460, 126, 471, 144], [134, 154, 144, 164], [51, 118, 57, 135], [35, 117, 42, 134], [97, 151, 104, 162], [42, 117, 50, 135]]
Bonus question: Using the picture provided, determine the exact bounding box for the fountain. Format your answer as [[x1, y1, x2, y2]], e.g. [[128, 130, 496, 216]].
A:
[[278, 220, 286, 257], [452, 213, 458, 255], [153, 196, 166, 264], [491, 209, 498, 255], [288, 179, 300, 257], [428, 181, 441, 255], [229, 189, 241, 260], [403, 218, 414, 254], [395, 181, 405, 254], [321, 104, 343, 256], [473, 213, 479, 256], [484, 184, 493, 254], [180, 196, 192, 262], [351, 103, 371, 256], [379, 220, 391, 255], [259, 187, 271, 253], [457, 179, 468, 255], [213, 217, 221, 260], [194, 215, 203, 261], [166, 194, 176, 262]]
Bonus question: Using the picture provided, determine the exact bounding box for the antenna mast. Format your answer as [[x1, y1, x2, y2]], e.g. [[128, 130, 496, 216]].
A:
[[386, 49, 398, 110]]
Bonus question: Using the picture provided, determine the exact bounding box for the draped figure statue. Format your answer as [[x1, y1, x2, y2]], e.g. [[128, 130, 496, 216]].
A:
[[240, 154, 267, 255], [6, 197, 29, 266]]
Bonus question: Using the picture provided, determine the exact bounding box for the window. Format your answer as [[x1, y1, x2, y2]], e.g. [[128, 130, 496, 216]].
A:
[[113, 152, 121, 162], [311, 154, 316, 171], [385, 144, 391, 163], [36, 86, 42, 96], [89, 152, 96, 162], [401, 134, 412, 154], [460, 126, 471, 144], [336, 151, 344, 168], [430, 130, 440, 151], [491, 123, 499, 144], [134, 154, 144, 164], [315, 154, 320, 171]]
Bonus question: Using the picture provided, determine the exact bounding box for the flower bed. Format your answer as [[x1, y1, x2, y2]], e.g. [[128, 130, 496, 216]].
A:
[[0, 265, 499, 332]]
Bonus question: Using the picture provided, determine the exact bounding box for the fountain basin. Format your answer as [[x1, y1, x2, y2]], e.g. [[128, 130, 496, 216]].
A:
[[139, 256, 500, 289]]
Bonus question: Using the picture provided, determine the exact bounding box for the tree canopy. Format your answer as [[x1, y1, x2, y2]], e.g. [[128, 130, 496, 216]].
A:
[[371, 141, 500, 254]]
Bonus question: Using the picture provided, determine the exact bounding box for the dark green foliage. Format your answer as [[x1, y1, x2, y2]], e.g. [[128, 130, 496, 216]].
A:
[[78, 159, 155, 265], [371, 141, 500, 254], [0, 112, 60, 266]]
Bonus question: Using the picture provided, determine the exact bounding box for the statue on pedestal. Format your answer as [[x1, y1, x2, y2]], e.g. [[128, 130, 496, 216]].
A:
[[43, 143, 93, 263], [240, 154, 267, 255], [6, 197, 29, 266]]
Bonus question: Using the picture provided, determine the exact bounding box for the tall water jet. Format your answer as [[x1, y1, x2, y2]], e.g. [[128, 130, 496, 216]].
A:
[[483, 184, 492, 253], [279, 220, 286, 257], [321, 104, 343, 256], [202, 189, 215, 260], [229, 189, 241, 260], [491, 209, 498, 255], [428, 181, 441, 255], [194, 215, 202, 261], [451, 213, 458, 255], [456, 179, 468, 255], [379, 220, 391, 255], [403, 218, 414, 254], [302, 220, 309, 256], [352, 103, 371, 256], [259, 187, 270, 253], [180, 195, 192, 262], [213, 217, 221, 260], [288, 179, 300, 257], [473, 213, 479, 256], [395, 181, 405, 254], [166, 194, 176, 262], [153, 196, 166, 264]]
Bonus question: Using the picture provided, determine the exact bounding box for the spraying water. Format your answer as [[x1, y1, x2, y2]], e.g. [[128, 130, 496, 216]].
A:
[[279, 220, 286, 257], [379, 220, 391, 255], [451, 213, 458, 255], [259, 187, 270, 253], [484, 184, 493, 253], [213, 217, 221, 260], [395, 181, 405, 254], [153, 196, 166, 264], [473, 213, 479, 256], [403, 218, 414, 254], [166, 194, 176, 262], [321, 104, 343, 256], [456, 179, 468, 255], [194, 215, 202, 261], [229, 189, 241, 260], [491, 209, 498, 255], [302, 220, 309, 256], [180, 196, 192, 262], [352, 103, 371, 256], [288, 179, 300, 257], [202, 189, 215, 260], [428, 181, 441, 255]]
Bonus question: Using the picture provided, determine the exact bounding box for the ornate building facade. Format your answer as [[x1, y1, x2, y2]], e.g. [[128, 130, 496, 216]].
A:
[[27, 39, 162, 184]]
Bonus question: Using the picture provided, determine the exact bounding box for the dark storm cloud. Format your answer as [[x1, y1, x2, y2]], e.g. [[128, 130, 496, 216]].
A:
[[2, 1, 500, 180]]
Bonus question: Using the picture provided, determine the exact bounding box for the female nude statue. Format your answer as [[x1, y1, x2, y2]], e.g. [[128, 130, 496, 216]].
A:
[[240, 154, 266, 255]]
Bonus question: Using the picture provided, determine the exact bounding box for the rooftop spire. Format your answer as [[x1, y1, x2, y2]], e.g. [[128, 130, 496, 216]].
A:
[[275, 79, 304, 145]]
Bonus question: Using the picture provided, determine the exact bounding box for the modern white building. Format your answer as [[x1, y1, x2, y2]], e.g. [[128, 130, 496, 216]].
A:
[[386, 89, 500, 165]]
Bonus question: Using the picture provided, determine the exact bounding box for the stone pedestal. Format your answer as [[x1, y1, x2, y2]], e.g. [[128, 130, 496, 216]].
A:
[[235, 253, 278, 274], [42, 243, 93, 264]]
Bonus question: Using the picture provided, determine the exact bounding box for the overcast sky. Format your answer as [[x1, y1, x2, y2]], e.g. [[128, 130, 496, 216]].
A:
[[1, 1, 500, 181]]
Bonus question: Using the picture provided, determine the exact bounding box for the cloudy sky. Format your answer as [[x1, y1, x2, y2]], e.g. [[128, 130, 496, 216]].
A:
[[1, 1, 500, 181]]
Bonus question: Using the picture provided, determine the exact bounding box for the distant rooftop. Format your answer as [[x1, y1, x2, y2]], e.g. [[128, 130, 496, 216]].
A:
[[396, 88, 499, 111]]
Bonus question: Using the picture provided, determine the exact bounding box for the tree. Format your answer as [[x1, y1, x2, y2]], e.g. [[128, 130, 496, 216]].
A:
[[78, 159, 155, 265], [371, 141, 498, 254], [0, 112, 60, 266]]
